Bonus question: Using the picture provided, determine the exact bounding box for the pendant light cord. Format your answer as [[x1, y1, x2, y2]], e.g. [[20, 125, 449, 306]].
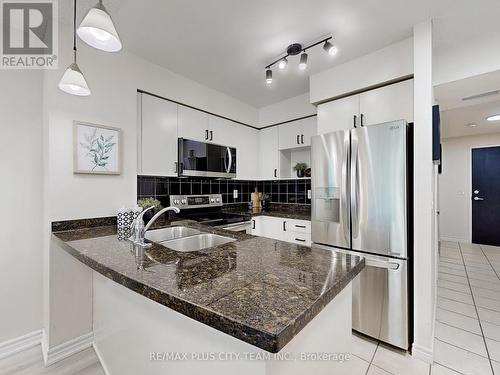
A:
[[73, 0, 77, 63]]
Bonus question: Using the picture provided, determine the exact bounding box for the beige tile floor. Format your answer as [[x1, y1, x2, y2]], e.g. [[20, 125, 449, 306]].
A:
[[3, 240, 500, 374]]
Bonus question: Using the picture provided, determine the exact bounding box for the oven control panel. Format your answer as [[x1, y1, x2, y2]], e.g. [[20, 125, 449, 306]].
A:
[[169, 194, 223, 210]]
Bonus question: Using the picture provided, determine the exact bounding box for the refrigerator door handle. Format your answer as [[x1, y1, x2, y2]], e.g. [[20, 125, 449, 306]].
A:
[[365, 259, 400, 270], [351, 137, 360, 238], [341, 134, 350, 243]]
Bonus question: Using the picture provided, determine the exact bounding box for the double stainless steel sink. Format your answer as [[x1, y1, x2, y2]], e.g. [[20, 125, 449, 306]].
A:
[[145, 226, 236, 252]]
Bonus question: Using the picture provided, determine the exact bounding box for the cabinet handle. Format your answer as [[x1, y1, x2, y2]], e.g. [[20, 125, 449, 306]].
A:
[[252, 219, 255, 229], [174, 161, 178, 174], [274, 169, 277, 178], [283, 221, 287, 231], [295, 224, 306, 228], [210, 130, 213, 141], [353, 115, 357, 128], [360, 114, 364, 127], [297, 134, 300, 144], [205, 129, 209, 140], [301, 134, 304, 144], [295, 238, 306, 242]]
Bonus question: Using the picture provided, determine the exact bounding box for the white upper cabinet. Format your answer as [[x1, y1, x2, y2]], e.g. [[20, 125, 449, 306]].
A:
[[278, 120, 302, 150], [317, 79, 414, 133], [259, 127, 280, 179], [278, 118, 317, 150], [208, 116, 235, 146], [178, 105, 209, 142], [317, 95, 360, 134], [233, 125, 259, 180], [359, 79, 414, 126], [139, 94, 178, 176], [300, 116, 317, 147]]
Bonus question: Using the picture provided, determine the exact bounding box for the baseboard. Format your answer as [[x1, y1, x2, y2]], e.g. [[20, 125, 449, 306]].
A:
[[42, 331, 94, 366], [440, 236, 469, 244], [92, 343, 111, 375], [0, 330, 43, 360], [412, 343, 433, 364]]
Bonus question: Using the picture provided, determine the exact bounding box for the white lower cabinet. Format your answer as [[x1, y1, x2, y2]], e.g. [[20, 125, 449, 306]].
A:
[[251, 216, 311, 246]]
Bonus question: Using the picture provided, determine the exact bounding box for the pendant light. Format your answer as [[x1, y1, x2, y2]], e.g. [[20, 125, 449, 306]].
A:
[[77, 0, 122, 52], [266, 69, 273, 84], [298, 52, 308, 70], [58, 0, 91, 96]]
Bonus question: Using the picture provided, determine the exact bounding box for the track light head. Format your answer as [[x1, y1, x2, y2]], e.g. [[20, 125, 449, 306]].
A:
[[323, 40, 338, 56], [266, 69, 273, 84], [278, 57, 288, 70], [299, 52, 308, 70]]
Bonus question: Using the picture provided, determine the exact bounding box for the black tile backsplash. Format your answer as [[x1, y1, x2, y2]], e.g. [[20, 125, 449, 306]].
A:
[[137, 176, 311, 206]]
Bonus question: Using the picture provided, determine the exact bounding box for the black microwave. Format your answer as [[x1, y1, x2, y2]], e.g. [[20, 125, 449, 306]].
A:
[[178, 138, 236, 178]]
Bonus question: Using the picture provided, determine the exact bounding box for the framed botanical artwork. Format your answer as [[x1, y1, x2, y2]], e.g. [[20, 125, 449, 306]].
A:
[[73, 121, 122, 175]]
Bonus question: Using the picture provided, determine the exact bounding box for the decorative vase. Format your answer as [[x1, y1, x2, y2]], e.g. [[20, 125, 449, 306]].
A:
[[296, 169, 305, 178]]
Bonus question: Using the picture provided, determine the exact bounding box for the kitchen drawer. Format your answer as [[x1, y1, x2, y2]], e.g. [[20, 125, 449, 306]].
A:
[[286, 231, 311, 246], [286, 219, 311, 234]]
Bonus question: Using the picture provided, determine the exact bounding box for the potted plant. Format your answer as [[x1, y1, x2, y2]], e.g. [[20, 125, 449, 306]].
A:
[[137, 197, 162, 225], [261, 193, 270, 210], [293, 162, 308, 178]]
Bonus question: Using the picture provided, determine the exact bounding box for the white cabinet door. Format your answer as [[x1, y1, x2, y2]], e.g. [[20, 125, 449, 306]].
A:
[[300, 116, 317, 147], [317, 95, 360, 134], [178, 105, 209, 142], [250, 216, 264, 236], [207, 116, 234, 145], [233, 125, 259, 179], [140, 94, 178, 176], [259, 127, 280, 179], [259, 216, 286, 240], [359, 79, 414, 126], [278, 120, 302, 150]]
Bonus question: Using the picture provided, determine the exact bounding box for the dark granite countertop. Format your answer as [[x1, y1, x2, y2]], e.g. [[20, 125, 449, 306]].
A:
[[52, 220, 363, 352]]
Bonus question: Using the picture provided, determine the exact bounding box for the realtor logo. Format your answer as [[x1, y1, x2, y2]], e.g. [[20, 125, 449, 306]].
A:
[[1, 0, 58, 69]]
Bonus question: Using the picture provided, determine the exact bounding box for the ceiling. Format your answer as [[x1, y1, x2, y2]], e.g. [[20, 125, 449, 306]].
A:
[[435, 70, 500, 138], [60, 0, 500, 108], [440, 101, 500, 139]]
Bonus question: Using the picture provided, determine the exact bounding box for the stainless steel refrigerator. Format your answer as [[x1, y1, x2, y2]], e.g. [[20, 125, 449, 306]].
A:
[[311, 120, 411, 350]]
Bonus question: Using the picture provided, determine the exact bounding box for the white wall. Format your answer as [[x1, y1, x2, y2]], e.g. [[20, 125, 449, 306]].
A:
[[310, 38, 414, 104], [439, 133, 500, 242], [412, 20, 436, 363], [0, 70, 43, 343], [258, 93, 316, 127]]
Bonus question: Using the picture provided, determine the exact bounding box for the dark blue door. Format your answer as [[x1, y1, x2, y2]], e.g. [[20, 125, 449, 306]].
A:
[[472, 146, 500, 246]]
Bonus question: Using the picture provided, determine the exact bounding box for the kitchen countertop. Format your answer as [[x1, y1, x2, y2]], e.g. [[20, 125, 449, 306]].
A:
[[52, 220, 363, 353]]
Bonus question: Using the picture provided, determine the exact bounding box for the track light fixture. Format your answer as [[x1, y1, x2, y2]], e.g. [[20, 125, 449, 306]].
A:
[[278, 57, 288, 70], [264, 36, 337, 84], [266, 69, 273, 84], [299, 52, 308, 70]]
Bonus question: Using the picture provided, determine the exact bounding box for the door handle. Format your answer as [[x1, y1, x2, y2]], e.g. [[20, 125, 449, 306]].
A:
[[252, 219, 255, 229], [174, 161, 178, 174], [295, 238, 306, 242], [341, 133, 350, 243], [351, 136, 360, 238], [295, 225, 306, 229], [297, 135, 300, 144], [360, 114, 364, 127], [474, 197, 485, 201], [205, 129, 209, 140], [283, 221, 287, 231], [210, 130, 213, 141], [301, 134, 304, 144], [365, 259, 400, 270], [353, 115, 357, 128], [226, 147, 233, 173], [274, 169, 277, 178]]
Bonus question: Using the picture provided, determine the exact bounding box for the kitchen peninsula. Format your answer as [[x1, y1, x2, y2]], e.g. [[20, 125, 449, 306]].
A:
[[52, 220, 364, 375]]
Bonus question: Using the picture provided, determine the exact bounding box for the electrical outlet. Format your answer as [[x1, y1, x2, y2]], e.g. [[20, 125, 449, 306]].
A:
[[233, 189, 238, 198], [307, 190, 311, 199]]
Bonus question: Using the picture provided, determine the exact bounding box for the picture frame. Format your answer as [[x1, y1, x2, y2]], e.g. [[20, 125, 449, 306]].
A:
[[73, 121, 122, 175]]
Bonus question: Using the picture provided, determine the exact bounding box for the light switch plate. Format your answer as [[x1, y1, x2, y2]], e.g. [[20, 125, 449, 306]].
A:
[[233, 189, 238, 198], [307, 190, 311, 199]]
